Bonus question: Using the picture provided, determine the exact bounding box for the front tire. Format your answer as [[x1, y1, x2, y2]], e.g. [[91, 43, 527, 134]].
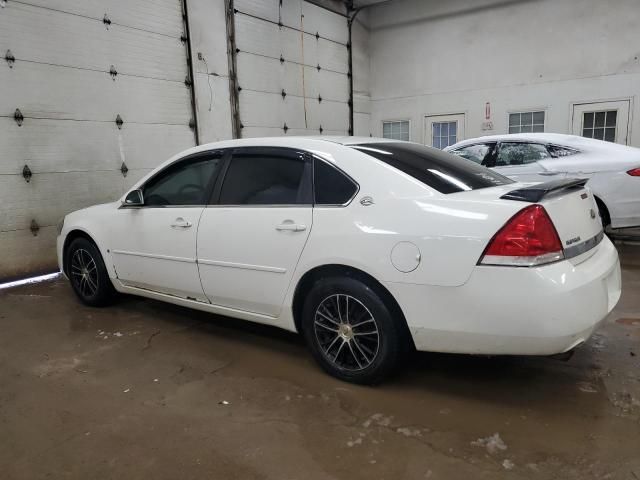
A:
[[65, 237, 116, 307], [301, 276, 406, 384]]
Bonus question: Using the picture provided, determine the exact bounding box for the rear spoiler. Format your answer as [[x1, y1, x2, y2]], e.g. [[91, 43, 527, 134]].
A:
[[500, 178, 588, 203]]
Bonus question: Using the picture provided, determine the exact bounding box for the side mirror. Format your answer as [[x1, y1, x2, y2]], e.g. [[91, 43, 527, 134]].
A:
[[123, 189, 144, 207]]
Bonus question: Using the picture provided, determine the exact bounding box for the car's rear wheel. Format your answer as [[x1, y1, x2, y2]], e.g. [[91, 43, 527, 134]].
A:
[[66, 237, 116, 307], [301, 276, 406, 384]]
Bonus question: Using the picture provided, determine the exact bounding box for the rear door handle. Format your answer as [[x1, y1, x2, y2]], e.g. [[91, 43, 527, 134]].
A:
[[276, 222, 307, 232], [539, 171, 560, 176], [171, 217, 192, 229]]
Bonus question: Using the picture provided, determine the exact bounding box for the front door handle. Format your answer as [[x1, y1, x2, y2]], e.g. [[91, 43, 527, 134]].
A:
[[276, 222, 307, 232], [171, 217, 192, 229]]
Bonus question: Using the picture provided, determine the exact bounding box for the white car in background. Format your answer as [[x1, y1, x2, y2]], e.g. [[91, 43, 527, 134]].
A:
[[57, 137, 620, 384], [445, 133, 640, 229]]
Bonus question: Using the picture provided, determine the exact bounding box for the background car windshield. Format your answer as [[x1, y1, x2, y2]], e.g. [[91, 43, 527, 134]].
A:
[[351, 143, 513, 194]]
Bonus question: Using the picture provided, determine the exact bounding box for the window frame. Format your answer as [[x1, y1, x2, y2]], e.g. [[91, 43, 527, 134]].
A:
[[430, 120, 459, 150], [507, 110, 546, 134], [382, 119, 411, 141], [121, 150, 228, 209], [312, 155, 360, 207], [209, 146, 313, 208]]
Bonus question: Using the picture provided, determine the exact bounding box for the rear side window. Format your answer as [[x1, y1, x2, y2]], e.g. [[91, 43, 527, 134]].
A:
[[547, 145, 580, 158], [351, 143, 513, 194], [219, 152, 311, 205], [314, 159, 358, 205], [495, 142, 550, 166], [450, 143, 494, 164]]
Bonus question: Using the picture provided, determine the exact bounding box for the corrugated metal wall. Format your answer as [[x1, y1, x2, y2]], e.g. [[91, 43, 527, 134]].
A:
[[0, 0, 196, 280]]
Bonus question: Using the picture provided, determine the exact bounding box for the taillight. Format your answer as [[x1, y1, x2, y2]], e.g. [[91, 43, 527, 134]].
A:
[[627, 167, 640, 176], [479, 204, 564, 267]]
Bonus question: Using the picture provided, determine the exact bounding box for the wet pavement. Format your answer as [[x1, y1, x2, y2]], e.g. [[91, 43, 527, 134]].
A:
[[1, 245, 639, 479]]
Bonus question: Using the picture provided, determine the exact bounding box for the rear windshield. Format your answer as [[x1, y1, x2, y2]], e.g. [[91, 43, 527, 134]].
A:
[[351, 142, 514, 194]]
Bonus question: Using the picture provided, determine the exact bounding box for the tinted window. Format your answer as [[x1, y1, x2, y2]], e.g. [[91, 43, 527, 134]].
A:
[[351, 143, 513, 194], [143, 155, 221, 206], [495, 143, 550, 166], [450, 143, 494, 164], [314, 159, 358, 205], [219, 153, 310, 205]]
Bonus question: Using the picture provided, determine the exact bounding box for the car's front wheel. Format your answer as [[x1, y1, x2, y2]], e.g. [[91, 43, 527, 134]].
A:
[[66, 237, 116, 307], [301, 276, 407, 384]]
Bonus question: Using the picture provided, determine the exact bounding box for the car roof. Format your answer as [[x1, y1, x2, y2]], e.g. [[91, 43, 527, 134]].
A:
[[447, 132, 640, 155]]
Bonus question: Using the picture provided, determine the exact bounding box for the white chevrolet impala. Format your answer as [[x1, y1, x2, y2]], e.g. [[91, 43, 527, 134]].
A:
[[57, 137, 621, 383]]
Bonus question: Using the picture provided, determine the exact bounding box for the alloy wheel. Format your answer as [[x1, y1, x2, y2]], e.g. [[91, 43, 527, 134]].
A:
[[314, 294, 380, 371], [70, 248, 99, 298]]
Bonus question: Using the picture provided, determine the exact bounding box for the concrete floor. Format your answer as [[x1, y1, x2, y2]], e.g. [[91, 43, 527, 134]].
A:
[[1, 246, 639, 480]]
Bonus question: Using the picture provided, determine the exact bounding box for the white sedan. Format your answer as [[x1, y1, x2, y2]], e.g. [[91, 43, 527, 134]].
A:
[[445, 133, 640, 229], [57, 137, 621, 384]]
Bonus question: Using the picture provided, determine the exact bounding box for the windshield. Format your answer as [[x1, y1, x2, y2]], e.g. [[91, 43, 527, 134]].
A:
[[351, 142, 514, 194]]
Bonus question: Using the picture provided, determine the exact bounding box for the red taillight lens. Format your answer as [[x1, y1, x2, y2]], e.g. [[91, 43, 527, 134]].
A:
[[480, 204, 564, 267], [627, 167, 640, 176]]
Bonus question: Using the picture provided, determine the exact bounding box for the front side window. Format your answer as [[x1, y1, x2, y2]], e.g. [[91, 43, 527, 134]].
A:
[[143, 154, 222, 206], [219, 151, 311, 205], [495, 142, 550, 166], [314, 158, 358, 205], [582, 110, 617, 142], [351, 143, 513, 194], [450, 143, 494, 164], [509, 111, 545, 133], [382, 121, 410, 141], [431, 121, 457, 149]]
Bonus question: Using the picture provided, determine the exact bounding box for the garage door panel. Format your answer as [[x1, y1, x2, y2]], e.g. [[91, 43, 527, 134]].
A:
[[304, 39, 349, 74], [15, 0, 184, 38], [304, 69, 349, 102], [0, 171, 126, 233], [235, 15, 303, 64], [1, 63, 191, 124], [239, 91, 307, 129], [306, 102, 349, 132], [0, 118, 193, 175], [0, 227, 58, 281], [234, 0, 305, 28], [301, 2, 348, 44], [0, 3, 187, 82], [237, 54, 304, 96]]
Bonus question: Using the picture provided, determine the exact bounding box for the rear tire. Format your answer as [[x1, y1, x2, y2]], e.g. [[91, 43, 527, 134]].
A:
[[301, 276, 406, 384], [65, 237, 116, 307]]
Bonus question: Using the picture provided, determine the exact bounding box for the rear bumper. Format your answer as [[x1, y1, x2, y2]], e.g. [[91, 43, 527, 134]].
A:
[[385, 236, 621, 355]]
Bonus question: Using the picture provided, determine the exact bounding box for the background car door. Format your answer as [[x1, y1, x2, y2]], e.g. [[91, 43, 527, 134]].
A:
[[491, 142, 566, 182], [110, 152, 224, 300], [197, 148, 313, 317]]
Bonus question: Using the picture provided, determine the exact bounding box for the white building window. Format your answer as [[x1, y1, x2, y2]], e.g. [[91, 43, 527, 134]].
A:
[[431, 121, 457, 149], [509, 111, 545, 133], [582, 110, 617, 142], [382, 121, 409, 141]]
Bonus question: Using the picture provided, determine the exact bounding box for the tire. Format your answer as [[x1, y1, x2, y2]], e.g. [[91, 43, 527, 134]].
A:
[[595, 197, 611, 230], [65, 237, 116, 307], [301, 276, 406, 384]]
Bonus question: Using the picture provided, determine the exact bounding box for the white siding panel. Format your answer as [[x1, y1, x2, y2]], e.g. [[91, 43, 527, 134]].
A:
[[0, 3, 187, 82], [1, 62, 191, 124], [16, 0, 184, 37]]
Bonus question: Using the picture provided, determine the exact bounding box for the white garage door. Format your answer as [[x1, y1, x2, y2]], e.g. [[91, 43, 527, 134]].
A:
[[0, 0, 196, 280], [233, 0, 350, 137]]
